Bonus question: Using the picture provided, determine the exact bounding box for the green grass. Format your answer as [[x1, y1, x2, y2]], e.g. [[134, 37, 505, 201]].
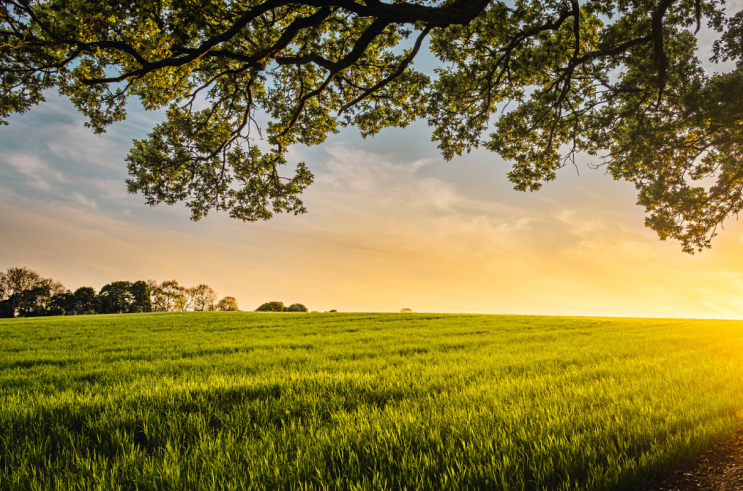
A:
[[1, 313, 743, 490]]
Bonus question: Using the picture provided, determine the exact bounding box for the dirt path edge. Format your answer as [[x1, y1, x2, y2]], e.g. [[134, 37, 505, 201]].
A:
[[638, 426, 743, 491]]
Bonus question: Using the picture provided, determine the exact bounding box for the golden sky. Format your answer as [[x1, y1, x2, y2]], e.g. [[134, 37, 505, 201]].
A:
[[1, 94, 743, 319]]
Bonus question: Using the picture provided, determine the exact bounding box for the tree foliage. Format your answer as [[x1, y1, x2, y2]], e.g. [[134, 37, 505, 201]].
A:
[[16, 284, 52, 317], [217, 296, 239, 311], [129, 280, 153, 312], [192, 284, 218, 311], [256, 300, 284, 312], [3, 0, 742, 251], [0, 266, 65, 317], [286, 302, 309, 312], [151, 279, 184, 312], [99, 281, 135, 313], [50, 290, 75, 315], [98, 280, 153, 313], [73, 286, 99, 313]]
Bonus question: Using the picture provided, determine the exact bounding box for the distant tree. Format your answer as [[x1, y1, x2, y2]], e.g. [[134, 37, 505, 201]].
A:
[[73, 287, 99, 314], [46, 280, 67, 297], [50, 291, 76, 316], [192, 284, 218, 311], [178, 286, 196, 312], [256, 301, 284, 312], [0, 267, 65, 317], [149, 283, 165, 312], [163, 280, 185, 312], [146, 279, 160, 310], [99, 281, 134, 314], [152, 280, 184, 312], [17, 285, 52, 317], [286, 303, 308, 312], [217, 297, 240, 312], [0, 266, 44, 298], [400, 308, 413, 313], [129, 280, 152, 313]]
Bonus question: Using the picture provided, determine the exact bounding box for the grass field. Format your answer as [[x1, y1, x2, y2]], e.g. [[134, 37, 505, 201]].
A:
[[1, 313, 743, 490]]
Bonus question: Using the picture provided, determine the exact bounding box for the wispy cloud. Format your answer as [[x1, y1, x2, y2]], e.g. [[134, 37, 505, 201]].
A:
[[2, 153, 69, 191], [70, 192, 98, 210]]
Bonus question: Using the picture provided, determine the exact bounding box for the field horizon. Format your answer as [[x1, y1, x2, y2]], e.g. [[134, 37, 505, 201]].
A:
[[2, 312, 742, 490]]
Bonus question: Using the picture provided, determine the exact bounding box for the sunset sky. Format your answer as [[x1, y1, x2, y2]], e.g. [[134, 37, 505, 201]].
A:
[[2, 16, 743, 319]]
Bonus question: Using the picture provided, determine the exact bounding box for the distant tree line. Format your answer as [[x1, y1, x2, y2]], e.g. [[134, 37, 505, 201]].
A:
[[0, 267, 239, 318], [256, 301, 308, 312]]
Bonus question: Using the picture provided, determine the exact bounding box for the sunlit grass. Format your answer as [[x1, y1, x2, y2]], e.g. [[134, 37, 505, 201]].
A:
[[1, 312, 742, 490]]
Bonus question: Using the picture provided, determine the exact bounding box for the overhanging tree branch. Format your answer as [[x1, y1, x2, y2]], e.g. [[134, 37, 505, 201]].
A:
[[2, 0, 738, 252]]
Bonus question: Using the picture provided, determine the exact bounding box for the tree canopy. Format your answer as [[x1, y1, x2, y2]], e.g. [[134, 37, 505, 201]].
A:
[[2, 0, 742, 252]]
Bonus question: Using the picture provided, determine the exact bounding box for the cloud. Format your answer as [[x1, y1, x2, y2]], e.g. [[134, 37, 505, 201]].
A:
[[71, 192, 98, 210], [309, 144, 538, 239], [85, 178, 129, 200], [45, 126, 125, 171], [2, 153, 68, 191]]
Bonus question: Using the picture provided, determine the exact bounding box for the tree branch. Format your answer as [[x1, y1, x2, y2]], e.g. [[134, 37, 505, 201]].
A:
[[338, 24, 432, 114]]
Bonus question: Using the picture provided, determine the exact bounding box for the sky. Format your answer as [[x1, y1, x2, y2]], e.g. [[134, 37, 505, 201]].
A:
[[2, 7, 743, 318]]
